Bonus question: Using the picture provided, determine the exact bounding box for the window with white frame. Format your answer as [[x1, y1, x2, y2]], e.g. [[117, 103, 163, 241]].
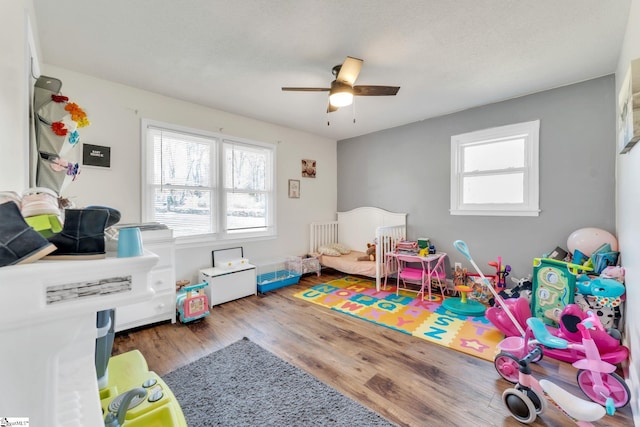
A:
[[142, 119, 276, 240], [450, 120, 540, 216]]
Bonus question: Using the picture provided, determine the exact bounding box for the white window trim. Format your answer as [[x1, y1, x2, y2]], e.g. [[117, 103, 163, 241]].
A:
[[450, 120, 540, 217], [141, 118, 277, 244]]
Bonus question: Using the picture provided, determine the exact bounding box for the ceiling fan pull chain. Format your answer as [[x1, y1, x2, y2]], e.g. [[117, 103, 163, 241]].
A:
[[352, 100, 356, 124]]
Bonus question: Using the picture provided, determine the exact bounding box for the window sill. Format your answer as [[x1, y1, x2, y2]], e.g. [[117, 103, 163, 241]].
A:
[[450, 208, 540, 217], [174, 233, 276, 250]]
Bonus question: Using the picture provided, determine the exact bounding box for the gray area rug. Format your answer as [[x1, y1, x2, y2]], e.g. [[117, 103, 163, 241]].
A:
[[163, 337, 395, 426]]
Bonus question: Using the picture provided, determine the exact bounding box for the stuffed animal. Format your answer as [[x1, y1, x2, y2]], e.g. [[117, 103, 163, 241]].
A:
[[357, 243, 376, 261]]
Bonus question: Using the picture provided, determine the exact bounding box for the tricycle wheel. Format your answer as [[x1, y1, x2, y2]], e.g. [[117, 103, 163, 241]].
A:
[[494, 351, 519, 383], [577, 370, 631, 408], [502, 388, 537, 424]]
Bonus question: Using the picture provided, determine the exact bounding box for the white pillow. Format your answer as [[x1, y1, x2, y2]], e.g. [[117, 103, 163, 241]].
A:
[[318, 245, 341, 257], [330, 243, 351, 255]]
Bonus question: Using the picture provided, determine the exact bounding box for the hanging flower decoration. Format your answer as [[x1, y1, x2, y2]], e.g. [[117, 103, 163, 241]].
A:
[[51, 94, 69, 103], [64, 102, 90, 128], [68, 130, 80, 145], [51, 121, 68, 136], [66, 162, 80, 180]]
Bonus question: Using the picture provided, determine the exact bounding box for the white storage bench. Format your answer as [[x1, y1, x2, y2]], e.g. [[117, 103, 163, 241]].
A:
[[198, 247, 256, 306]]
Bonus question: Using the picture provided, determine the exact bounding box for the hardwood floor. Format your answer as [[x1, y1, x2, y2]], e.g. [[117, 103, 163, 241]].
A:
[[113, 270, 633, 427]]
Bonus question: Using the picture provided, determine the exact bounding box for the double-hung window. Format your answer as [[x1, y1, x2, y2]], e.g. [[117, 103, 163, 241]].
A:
[[450, 120, 540, 216], [142, 119, 275, 240]]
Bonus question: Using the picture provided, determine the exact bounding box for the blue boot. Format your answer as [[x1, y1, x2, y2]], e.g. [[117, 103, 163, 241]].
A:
[[0, 201, 56, 267]]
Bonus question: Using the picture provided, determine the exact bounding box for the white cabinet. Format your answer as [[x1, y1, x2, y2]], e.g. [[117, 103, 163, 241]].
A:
[[115, 228, 176, 331]]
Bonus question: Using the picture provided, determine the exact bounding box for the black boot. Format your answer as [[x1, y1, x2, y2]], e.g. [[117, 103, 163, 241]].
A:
[[0, 201, 56, 267], [45, 208, 109, 259], [85, 205, 121, 228]]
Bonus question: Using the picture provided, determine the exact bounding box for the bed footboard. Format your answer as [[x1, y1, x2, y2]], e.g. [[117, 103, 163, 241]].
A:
[[375, 225, 406, 291]]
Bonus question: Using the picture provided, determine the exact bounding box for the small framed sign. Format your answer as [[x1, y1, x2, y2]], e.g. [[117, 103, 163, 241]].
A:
[[82, 143, 111, 168]]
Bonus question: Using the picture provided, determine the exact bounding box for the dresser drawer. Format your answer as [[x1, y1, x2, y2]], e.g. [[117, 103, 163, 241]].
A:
[[149, 268, 175, 292], [115, 293, 175, 332]]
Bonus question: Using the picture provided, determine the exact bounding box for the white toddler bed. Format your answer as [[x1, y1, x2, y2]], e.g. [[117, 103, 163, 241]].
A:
[[309, 207, 406, 291]]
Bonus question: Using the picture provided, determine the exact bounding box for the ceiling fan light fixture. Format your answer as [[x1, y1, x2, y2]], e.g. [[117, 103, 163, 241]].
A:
[[329, 81, 354, 107]]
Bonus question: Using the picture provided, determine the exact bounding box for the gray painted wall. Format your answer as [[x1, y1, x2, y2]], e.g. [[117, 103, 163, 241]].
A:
[[338, 75, 616, 280]]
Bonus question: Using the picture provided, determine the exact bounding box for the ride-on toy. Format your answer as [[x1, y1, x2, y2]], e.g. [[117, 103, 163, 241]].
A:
[[495, 312, 630, 410], [490, 299, 628, 366], [502, 344, 608, 426]]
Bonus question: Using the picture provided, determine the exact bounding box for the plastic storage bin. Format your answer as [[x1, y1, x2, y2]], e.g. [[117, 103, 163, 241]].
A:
[[256, 259, 301, 293]]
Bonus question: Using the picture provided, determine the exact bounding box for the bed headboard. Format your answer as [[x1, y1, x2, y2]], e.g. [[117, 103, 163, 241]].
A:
[[310, 207, 406, 253], [337, 207, 406, 252]]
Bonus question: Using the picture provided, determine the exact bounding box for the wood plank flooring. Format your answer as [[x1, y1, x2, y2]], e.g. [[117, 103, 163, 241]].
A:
[[113, 270, 633, 426]]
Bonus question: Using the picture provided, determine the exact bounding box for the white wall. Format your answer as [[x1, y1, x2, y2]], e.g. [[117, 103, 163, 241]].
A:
[[0, 1, 34, 191], [38, 65, 338, 284], [616, 0, 640, 423]]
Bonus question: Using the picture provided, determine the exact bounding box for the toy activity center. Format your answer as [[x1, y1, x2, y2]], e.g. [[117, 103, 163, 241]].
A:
[[3, 1, 640, 426]]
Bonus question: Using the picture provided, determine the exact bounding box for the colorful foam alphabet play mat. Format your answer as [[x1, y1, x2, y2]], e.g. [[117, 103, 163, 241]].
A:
[[293, 276, 504, 362]]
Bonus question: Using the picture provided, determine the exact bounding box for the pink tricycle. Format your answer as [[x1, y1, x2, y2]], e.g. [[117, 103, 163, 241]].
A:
[[494, 308, 630, 411]]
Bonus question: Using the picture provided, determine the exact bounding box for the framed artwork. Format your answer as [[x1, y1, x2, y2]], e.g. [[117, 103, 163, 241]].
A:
[[302, 159, 316, 178], [288, 179, 300, 198], [618, 57, 640, 154]]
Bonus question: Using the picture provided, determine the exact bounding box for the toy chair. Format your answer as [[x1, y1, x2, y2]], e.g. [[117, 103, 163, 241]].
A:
[[395, 254, 427, 299], [429, 253, 449, 297], [396, 254, 432, 301]]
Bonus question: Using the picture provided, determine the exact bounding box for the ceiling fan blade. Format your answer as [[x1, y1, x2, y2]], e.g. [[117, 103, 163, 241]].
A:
[[336, 56, 363, 86], [353, 85, 400, 96], [282, 87, 330, 92]]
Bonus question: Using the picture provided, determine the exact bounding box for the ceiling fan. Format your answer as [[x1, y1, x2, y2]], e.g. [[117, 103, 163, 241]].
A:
[[282, 56, 400, 113]]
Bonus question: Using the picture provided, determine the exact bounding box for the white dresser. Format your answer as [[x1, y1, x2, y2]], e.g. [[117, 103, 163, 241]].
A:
[[115, 228, 176, 331]]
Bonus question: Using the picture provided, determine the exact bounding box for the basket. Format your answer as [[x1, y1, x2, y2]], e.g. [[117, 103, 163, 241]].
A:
[[497, 336, 527, 358]]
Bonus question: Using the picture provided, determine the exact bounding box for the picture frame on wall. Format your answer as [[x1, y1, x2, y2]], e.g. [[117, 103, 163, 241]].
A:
[[618, 57, 640, 154], [302, 159, 316, 178], [288, 179, 300, 198], [82, 143, 111, 168]]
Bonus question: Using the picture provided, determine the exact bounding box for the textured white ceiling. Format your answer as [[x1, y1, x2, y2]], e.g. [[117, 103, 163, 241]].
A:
[[32, 0, 631, 140]]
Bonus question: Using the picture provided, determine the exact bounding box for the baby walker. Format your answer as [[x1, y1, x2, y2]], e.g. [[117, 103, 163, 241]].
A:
[[176, 282, 210, 323]]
